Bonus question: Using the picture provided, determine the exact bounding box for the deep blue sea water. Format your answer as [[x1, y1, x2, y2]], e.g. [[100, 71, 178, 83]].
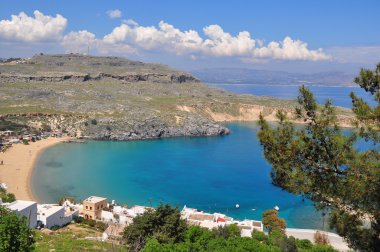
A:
[[32, 84, 372, 230]]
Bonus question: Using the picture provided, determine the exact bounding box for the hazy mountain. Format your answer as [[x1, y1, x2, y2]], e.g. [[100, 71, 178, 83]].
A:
[[191, 68, 356, 86]]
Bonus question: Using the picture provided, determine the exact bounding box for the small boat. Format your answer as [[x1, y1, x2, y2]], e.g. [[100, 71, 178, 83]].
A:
[[274, 205, 280, 211], [252, 208, 256, 211], [235, 204, 240, 209]]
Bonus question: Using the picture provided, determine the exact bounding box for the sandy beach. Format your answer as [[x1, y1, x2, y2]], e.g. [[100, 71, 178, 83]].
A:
[[0, 137, 70, 202]]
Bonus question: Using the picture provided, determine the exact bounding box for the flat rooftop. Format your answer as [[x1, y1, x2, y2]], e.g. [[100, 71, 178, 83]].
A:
[[37, 204, 64, 217], [188, 213, 214, 221], [8, 200, 36, 211], [84, 196, 107, 204]]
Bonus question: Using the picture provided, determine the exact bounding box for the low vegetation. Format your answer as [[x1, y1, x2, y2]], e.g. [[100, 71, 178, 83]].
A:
[[73, 216, 108, 232], [34, 224, 126, 252], [123, 204, 337, 252], [0, 188, 16, 203]]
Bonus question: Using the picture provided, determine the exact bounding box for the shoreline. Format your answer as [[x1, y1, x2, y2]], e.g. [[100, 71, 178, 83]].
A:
[[0, 136, 70, 202]]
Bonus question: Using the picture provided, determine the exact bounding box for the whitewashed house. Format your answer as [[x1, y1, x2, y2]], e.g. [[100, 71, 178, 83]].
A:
[[227, 219, 264, 236], [101, 210, 116, 223], [7, 200, 37, 228], [37, 204, 77, 229], [101, 206, 138, 225], [181, 205, 263, 236], [119, 214, 133, 225]]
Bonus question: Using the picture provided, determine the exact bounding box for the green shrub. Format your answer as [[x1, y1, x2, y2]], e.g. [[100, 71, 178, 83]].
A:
[[213, 224, 240, 239], [95, 221, 108, 231], [252, 230, 268, 242], [296, 238, 313, 249], [91, 119, 97, 125], [1, 193, 16, 203], [85, 219, 96, 227], [311, 244, 338, 252], [73, 216, 84, 224]]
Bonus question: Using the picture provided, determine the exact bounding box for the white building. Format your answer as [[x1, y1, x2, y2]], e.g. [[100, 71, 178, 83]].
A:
[[101, 205, 146, 225], [125, 205, 149, 218], [227, 219, 264, 237], [7, 200, 37, 228], [101, 210, 116, 223], [181, 206, 263, 236], [119, 214, 133, 225], [37, 204, 78, 229]]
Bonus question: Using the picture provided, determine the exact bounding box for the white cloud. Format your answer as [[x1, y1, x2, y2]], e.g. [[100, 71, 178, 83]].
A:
[[106, 9, 122, 19], [100, 21, 330, 61], [0, 10, 331, 62], [202, 25, 255, 56], [122, 19, 138, 26], [252, 37, 331, 61], [0, 10, 67, 42], [102, 21, 203, 53], [61, 30, 96, 54]]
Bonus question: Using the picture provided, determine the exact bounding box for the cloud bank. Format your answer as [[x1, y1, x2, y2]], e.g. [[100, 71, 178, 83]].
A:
[[0, 10, 331, 62], [101, 21, 330, 61]]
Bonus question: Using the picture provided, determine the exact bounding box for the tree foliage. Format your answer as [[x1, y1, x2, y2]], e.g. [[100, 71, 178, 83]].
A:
[[0, 206, 35, 252], [258, 63, 380, 251], [123, 204, 187, 251], [0, 188, 16, 203], [262, 209, 287, 233], [141, 224, 336, 252]]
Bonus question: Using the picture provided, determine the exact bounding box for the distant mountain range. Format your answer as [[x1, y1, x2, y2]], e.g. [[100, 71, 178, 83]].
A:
[[190, 68, 356, 86]]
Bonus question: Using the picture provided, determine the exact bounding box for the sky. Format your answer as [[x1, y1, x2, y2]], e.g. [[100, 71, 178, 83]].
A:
[[0, 0, 379, 73]]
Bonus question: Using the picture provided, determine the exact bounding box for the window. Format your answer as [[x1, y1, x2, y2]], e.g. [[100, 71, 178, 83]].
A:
[[90, 207, 92, 210], [97, 206, 99, 210], [86, 206, 88, 209]]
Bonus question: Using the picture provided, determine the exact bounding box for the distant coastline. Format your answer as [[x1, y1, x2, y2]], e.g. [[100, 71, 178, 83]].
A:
[[207, 83, 360, 88]]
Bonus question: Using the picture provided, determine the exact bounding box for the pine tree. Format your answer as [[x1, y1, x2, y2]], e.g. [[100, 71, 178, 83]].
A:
[[258, 63, 380, 251]]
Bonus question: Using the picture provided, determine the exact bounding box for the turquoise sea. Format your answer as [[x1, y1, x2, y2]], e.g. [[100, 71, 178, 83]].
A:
[[32, 84, 370, 229], [33, 123, 328, 229]]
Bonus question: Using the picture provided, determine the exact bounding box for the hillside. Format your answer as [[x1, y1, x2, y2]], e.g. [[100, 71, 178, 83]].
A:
[[0, 54, 353, 140]]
